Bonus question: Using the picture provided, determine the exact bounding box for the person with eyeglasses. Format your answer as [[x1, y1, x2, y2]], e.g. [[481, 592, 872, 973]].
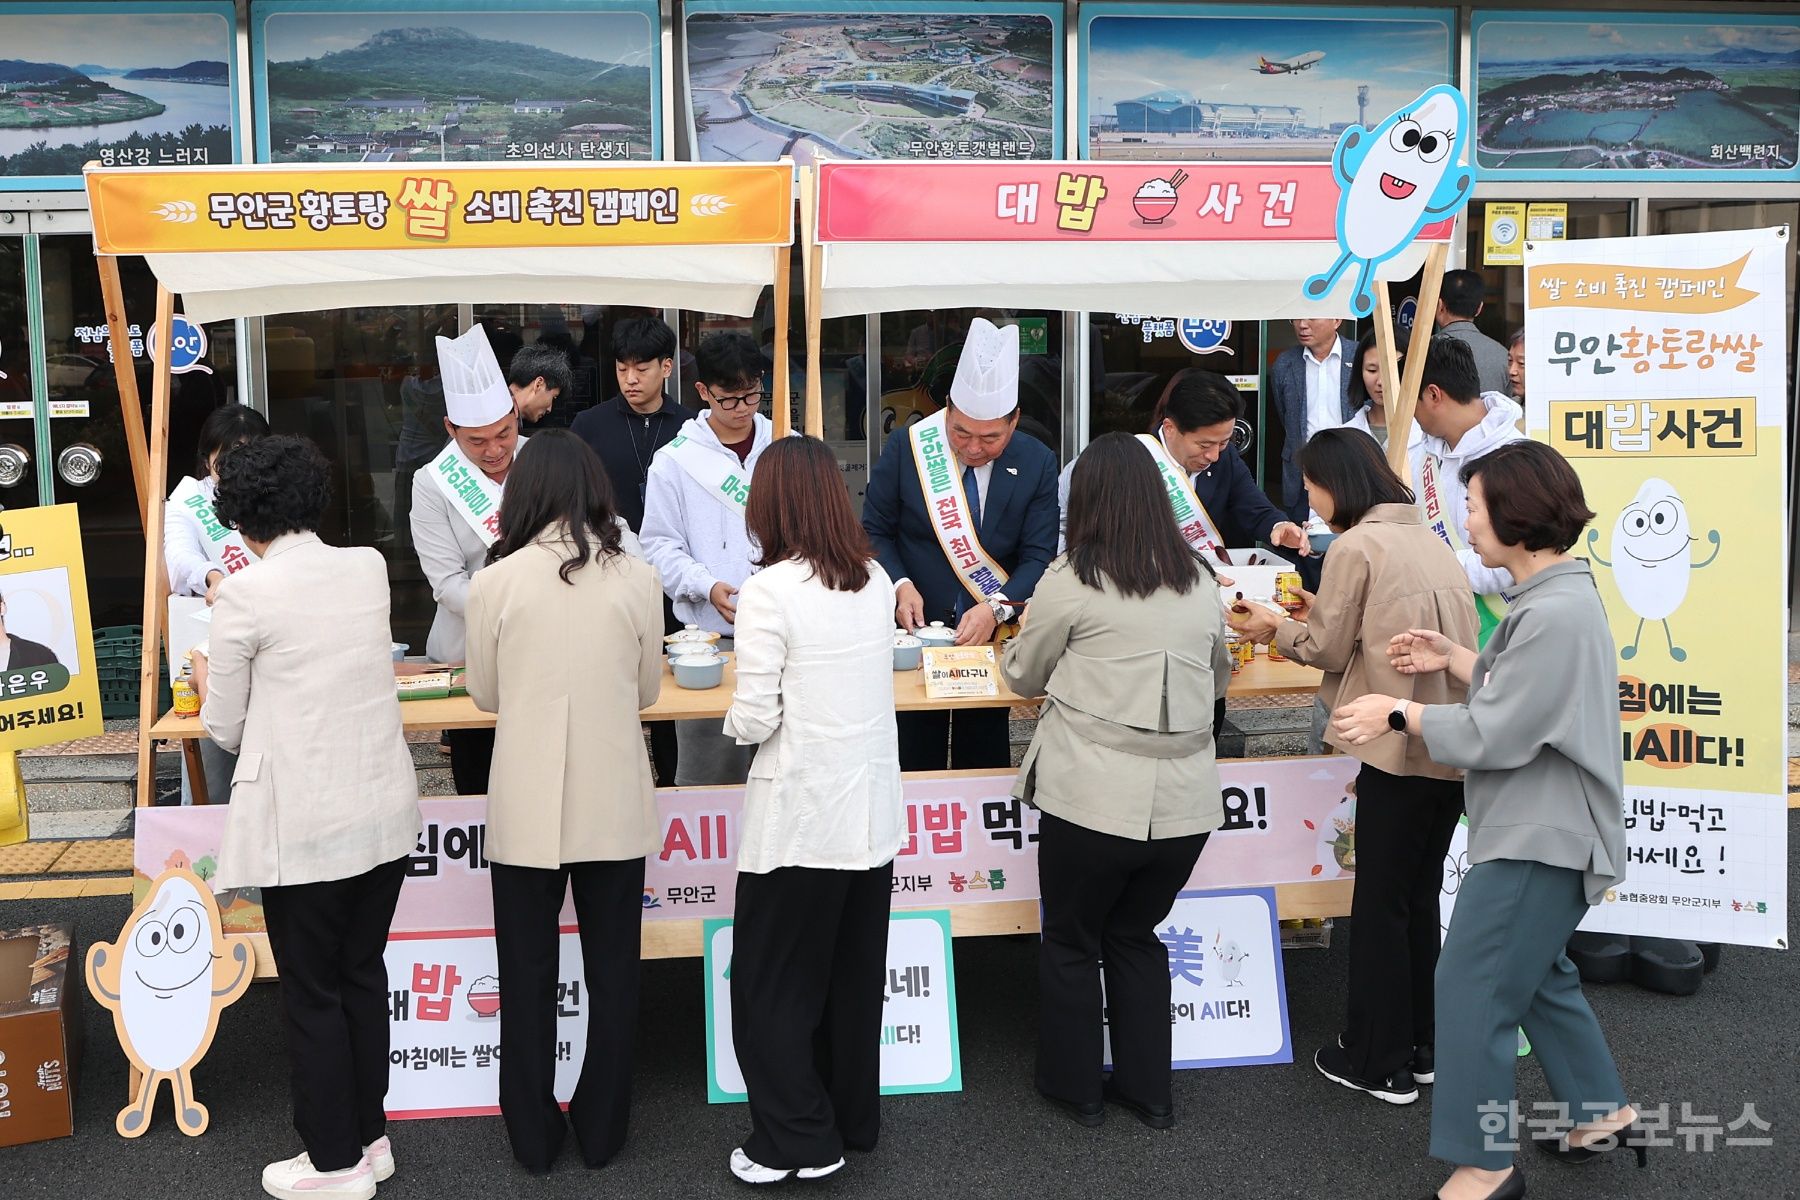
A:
[[1057, 371, 1310, 741], [641, 330, 776, 786]]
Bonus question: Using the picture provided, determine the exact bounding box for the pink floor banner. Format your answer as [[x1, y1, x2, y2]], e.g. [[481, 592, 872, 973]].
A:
[[134, 757, 1360, 935]]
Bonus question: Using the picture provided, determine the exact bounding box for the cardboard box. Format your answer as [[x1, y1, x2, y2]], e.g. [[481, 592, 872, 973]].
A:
[[1210, 550, 1296, 605], [0, 923, 79, 1146]]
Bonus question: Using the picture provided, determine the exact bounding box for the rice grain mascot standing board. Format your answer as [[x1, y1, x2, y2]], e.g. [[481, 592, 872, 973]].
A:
[[85, 867, 253, 1137], [1304, 85, 1475, 318]]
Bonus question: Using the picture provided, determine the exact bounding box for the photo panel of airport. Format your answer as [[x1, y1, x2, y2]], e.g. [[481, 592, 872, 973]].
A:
[[684, 2, 1059, 163], [1473, 15, 1799, 175], [1081, 5, 1453, 161], [257, 3, 658, 164]]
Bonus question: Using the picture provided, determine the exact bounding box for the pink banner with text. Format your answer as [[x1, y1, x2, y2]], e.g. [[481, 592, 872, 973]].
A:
[[134, 759, 1360, 936], [815, 161, 1456, 244]]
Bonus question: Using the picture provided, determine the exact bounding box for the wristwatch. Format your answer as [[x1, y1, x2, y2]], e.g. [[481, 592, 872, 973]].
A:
[[985, 595, 1013, 622], [1386, 698, 1410, 733]]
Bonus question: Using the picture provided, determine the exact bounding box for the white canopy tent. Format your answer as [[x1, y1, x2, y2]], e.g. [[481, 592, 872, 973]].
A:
[[83, 159, 795, 806], [800, 158, 1459, 472]]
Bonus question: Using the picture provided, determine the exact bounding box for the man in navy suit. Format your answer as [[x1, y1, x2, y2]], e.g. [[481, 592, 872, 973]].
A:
[[1271, 318, 1357, 523], [864, 319, 1060, 771]]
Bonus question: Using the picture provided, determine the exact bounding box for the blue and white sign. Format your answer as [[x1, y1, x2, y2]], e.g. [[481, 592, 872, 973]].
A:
[[146, 316, 212, 375], [1178, 318, 1232, 355], [1396, 294, 1418, 332], [1103, 885, 1293, 1070]]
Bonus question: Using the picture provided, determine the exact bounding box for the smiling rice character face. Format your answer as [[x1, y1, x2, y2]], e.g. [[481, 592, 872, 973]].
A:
[[86, 866, 252, 1137], [1611, 477, 1693, 622], [118, 874, 219, 1072], [1342, 89, 1459, 261]]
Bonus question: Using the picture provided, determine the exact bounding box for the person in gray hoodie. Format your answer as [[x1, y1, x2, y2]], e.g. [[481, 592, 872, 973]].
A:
[[1409, 335, 1524, 646], [641, 331, 775, 786], [1335, 441, 1639, 1200]]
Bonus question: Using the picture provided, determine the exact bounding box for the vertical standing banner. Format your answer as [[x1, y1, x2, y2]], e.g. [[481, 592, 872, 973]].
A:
[[1526, 226, 1790, 949]]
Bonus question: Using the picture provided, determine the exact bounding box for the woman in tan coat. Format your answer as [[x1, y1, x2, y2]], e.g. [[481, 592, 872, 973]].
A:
[[464, 430, 664, 1176], [1002, 432, 1232, 1133], [1230, 427, 1476, 1107]]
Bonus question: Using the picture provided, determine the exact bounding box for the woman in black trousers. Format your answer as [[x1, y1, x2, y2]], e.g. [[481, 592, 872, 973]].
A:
[[1001, 433, 1233, 1130]]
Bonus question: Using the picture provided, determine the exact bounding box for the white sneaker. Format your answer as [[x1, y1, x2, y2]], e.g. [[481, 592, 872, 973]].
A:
[[261, 1152, 376, 1200], [729, 1148, 847, 1184], [363, 1137, 395, 1183]]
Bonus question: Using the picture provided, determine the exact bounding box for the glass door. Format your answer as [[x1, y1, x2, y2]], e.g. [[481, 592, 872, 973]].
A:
[[0, 234, 38, 514], [36, 235, 236, 627]]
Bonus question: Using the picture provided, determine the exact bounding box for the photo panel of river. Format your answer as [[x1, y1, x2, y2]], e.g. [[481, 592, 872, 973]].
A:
[[0, 5, 237, 186], [1472, 12, 1800, 178]]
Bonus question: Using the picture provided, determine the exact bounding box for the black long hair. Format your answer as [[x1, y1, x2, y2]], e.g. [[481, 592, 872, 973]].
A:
[[1298, 427, 1415, 531], [486, 429, 623, 581], [1065, 432, 1209, 598], [196, 405, 269, 478]]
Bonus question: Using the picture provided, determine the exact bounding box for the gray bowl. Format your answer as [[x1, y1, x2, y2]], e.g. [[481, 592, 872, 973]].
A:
[[893, 636, 923, 671], [671, 653, 727, 690]]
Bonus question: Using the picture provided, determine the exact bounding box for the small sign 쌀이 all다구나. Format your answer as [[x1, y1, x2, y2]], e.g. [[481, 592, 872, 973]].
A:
[[922, 646, 998, 700]]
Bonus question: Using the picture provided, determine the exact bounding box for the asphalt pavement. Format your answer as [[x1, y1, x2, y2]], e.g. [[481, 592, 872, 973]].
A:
[[5, 814, 1797, 1200]]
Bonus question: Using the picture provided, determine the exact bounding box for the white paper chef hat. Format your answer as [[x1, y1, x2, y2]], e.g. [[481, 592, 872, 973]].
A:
[[438, 324, 514, 427], [949, 318, 1020, 421]]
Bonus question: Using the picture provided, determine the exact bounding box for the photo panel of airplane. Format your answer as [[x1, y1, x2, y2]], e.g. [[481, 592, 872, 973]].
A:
[[1079, 3, 1453, 161]]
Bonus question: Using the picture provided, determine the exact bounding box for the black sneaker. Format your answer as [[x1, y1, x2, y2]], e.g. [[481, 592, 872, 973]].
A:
[[1410, 1044, 1435, 1085], [1314, 1042, 1419, 1105]]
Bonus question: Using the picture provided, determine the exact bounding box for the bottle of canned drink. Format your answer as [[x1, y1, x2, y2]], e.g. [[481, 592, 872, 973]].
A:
[[171, 676, 200, 717], [1267, 636, 1286, 662]]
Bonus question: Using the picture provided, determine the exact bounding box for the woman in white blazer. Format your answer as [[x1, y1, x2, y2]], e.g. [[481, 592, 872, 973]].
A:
[[721, 436, 904, 1186], [463, 430, 665, 1176], [192, 436, 420, 1200], [163, 404, 268, 803]]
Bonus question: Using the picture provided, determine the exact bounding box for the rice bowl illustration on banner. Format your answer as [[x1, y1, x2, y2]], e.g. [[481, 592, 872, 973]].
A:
[[1304, 84, 1475, 317]]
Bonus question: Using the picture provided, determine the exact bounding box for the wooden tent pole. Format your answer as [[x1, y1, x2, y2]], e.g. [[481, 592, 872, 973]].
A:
[[134, 286, 176, 808], [772, 242, 792, 439], [98, 257, 151, 530], [1381, 241, 1449, 478], [798, 164, 824, 439]]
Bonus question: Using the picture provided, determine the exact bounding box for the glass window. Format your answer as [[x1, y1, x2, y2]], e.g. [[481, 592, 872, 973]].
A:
[[1088, 313, 1260, 450], [264, 304, 443, 652], [676, 248, 869, 511], [470, 303, 663, 430], [873, 308, 1063, 462]]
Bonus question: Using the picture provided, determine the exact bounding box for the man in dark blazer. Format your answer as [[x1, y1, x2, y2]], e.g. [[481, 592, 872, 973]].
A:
[[863, 319, 1060, 771], [0, 592, 61, 670], [1271, 318, 1357, 523]]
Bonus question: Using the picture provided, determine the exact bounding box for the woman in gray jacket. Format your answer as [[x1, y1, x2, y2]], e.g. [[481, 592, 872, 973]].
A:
[[1335, 441, 1640, 1200], [1003, 433, 1231, 1133]]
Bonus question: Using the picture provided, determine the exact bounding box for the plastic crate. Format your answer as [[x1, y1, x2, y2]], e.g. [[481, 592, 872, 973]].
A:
[[93, 625, 170, 719]]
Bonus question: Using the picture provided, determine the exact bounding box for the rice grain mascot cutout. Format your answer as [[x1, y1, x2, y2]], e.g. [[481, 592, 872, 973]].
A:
[[1304, 85, 1475, 319], [86, 867, 253, 1137]]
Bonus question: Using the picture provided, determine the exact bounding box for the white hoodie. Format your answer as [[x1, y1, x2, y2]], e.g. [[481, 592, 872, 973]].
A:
[[1412, 391, 1524, 596], [640, 411, 774, 634]]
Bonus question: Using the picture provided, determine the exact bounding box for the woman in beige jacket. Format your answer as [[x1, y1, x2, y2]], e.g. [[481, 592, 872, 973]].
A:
[[1230, 427, 1476, 1107], [464, 430, 664, 1176], [1002, 433, 1232, 1133]]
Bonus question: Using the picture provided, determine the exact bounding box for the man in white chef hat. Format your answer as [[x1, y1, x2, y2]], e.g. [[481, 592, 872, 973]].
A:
[[862, 316, 1061, 771], [408, 323, 525, 796]]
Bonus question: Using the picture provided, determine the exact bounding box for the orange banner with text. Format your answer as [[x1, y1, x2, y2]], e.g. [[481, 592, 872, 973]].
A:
[[86, 162, 794, 254], [1531, 253, 1758, 315]]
